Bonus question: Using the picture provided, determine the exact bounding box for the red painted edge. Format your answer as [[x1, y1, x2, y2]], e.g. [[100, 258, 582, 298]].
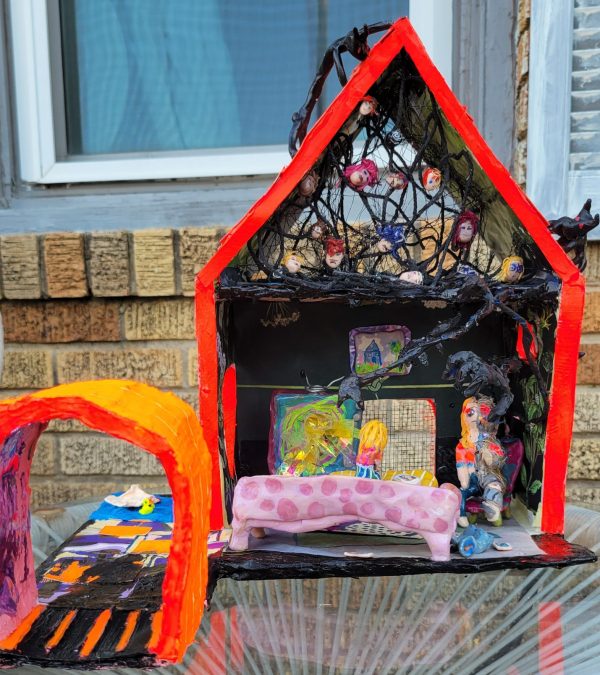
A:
[[195, 280, 223, 529], [222, 365, 237, 479], [541, 278, 585, 533]]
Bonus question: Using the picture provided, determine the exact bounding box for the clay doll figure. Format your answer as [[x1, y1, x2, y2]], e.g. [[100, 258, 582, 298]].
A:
[[343, 159, 379, 191], [358, 95, 379, 117], [310, 219, 328, 240], [422, 167, 442, 192], [375, 222, 405, 259], [355, 419, 388, 479], [298, 170, 319, 197], [498, 256, 524, 283], [324, 237, 345, 269], [451, 211, 479, 251], [281, 251, 305, 274], [455, 396, 506, 527], [385, 172, 409, 190]]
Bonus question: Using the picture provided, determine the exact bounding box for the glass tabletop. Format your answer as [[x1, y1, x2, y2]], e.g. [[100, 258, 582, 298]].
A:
[[14, 504, 600, 674]]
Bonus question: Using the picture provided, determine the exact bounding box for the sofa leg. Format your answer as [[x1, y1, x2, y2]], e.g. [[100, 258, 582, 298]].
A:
[[420, 531, 452, 562], [229, 524, 250, 551]]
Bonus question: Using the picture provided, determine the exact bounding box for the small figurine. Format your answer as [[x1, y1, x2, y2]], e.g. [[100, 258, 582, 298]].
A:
[[454, 396, 506, 527], [385, 129, 403, 147], [324, 237, 345, 269], [399, 270, 424, 285], [139, 498, 155, 516], [548, 198, 599, 271], [281, 250, 305, 274], [375, 222, 405, 258], [385, 172, 409, 190], [310, 219, 328, 240], [498, 256, 524, 283], [355, 419, 388, 479], [358, 95, 378, 117], [298, 170, 319, 197], [344, 159, 379, 191], [452, 525, 495, 557], [422, 167, 442, 192], [452, 525, 513, 556], [451, 211, 479, 250]]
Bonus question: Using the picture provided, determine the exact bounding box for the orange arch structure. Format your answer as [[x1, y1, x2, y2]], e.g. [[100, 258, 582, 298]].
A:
[[0, 380, 211, 663]]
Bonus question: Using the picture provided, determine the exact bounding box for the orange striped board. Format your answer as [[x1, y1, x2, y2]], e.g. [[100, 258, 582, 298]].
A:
[[116, 611, 141, 653], [0, 606, 45, 651], [45, 610, 77, 652], [80, 609, 112, 658]]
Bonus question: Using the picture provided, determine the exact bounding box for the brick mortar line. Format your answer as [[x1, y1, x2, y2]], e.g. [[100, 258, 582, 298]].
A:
[[567, 479, 600, 488], [1, 339, 197, 351]]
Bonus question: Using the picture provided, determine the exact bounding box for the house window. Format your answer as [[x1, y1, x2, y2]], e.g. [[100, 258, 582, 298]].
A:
[[10, 0, 452, 184], [527, 0, 600, 229]]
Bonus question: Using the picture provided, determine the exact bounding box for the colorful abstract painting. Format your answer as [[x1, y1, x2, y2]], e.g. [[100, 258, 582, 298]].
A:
[[349, 325, 411, 376], [269, 393, 359, 477]]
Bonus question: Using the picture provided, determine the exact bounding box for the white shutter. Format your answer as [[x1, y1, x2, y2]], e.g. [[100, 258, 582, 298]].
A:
[[528, 0, 600, 234], [570, 2, 600, 173]]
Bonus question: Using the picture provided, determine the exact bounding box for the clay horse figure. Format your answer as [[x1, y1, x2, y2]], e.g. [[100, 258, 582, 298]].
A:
[[548, 198, 599, 271]]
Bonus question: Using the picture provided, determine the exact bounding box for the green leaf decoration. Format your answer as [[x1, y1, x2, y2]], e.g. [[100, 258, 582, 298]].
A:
[[529, 480, 542, 494]]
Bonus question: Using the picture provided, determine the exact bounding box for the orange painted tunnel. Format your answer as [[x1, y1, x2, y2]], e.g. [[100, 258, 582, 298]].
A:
[[0, 380, 211, 663]]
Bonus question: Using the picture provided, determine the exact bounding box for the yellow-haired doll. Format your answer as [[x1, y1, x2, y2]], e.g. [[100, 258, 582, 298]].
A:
[[497, 256, 524, 283], [355, 420, 388, 479]]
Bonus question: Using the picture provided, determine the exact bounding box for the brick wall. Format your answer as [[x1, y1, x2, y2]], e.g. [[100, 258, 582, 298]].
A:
[[0, 228, 224, 507], [2, 228, 600, 509], [512, 0, 530, 187]]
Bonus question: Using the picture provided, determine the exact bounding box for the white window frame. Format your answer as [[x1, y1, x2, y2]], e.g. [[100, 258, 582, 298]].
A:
[[527, 0, 600, 228], [10, 0, 453, 185]]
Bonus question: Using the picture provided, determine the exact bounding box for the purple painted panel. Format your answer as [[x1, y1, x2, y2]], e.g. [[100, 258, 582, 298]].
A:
[[0, 423, 43, 639]]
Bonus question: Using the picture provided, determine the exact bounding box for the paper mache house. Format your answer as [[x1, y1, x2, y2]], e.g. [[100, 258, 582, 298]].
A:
[[0, 17, 596, 670]]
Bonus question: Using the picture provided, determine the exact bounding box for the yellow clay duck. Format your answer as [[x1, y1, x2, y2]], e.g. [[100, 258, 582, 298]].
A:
[[138, 498, 155, 516]]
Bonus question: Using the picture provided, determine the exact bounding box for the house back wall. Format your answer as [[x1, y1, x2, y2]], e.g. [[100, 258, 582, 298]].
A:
[[231, 299, 507, 478], [1, 230, 599, 509]]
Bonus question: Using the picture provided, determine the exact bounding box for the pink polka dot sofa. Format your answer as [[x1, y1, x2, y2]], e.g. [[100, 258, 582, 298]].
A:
[[230, 475, 461, 561]]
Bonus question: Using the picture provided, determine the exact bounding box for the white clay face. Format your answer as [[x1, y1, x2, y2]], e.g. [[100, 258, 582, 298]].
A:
[[399, 271, 423, 284], [326, 252, 344, 269], [311, 224, 324, 240], [376, 239, 393, 253], [298, 173, 317, 197], [350, 169, 370, 187], [457, 221, 475, 243], [284, 256, 302, 274], [359, 100, 375, 116], [386, 173, 408, 190]]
